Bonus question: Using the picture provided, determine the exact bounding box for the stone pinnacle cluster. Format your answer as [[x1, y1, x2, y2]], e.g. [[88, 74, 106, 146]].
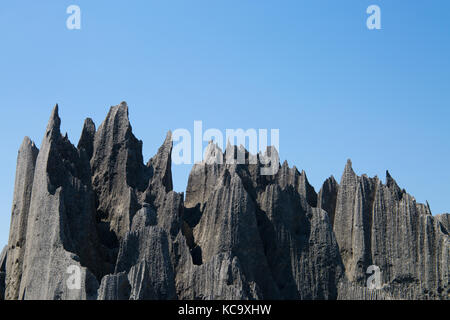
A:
[[1, 102, 448, 300]]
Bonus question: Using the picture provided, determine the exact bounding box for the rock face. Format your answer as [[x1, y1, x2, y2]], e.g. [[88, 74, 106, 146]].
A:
[[90, 102, 149, 245], [5, 137, 38, 300], [437, 214, 450, 233], [317, 176, 339, 226], [0, 246, 6, 300], [17, 106, 106, 300], [2, 103, 449, 300], [332, 161, 449, 300], [180, 143, 343, 299]]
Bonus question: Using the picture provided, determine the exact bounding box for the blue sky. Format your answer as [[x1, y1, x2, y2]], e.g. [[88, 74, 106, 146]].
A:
[[1, 1, 449, 248]]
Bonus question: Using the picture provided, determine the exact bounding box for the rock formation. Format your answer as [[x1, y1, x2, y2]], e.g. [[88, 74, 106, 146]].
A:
[[5, 137, 38, 300], [179, 143, 344, 299], [17, 105, 106, 300], [2, 103, 449, 300], [0, 246, 6, 300], [332, 161, 449, 299], [437, 214, 450, 233]]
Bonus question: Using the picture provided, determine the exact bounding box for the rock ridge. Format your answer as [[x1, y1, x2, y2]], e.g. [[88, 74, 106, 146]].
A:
[[2, 103, 448, 300]]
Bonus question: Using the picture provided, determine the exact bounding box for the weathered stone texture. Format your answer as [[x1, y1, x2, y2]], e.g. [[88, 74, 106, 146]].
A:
[[5, 137, 38, 300], [333, 161, 449, 299], [3, 104, 448, 300], [0, 246, 6, 300], [17, 106, 105, 300]]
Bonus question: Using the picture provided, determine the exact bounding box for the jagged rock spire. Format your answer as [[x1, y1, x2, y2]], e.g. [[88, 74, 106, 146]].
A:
[[318, 175, 339, 225], [437, 214, 450, 233], [90, 102, 148, 242], [45, 104, 61, 138], [77, 118, 96, 159], [3, 104, 448, 301], [332, 160, 449, 299], [147, 131, 174, 193], [18, 105, 106, 300], [5, 137, 39, 300]]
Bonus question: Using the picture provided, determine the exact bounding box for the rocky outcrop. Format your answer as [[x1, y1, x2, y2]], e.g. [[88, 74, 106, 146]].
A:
[[90, 102, 149, 245], [17, 106, 106, 300], [180, 142, 344, 300], [337, 280, 394, 300], [113, 207, 176, 300], [0, 246, 6, 300], [2, 103, 449, 300], [332, 161, 449, 300], [5, 137, 38, 300], [97, 272, 130, 300], [317, 176, 339, 226], [89, 103, 184, 300], [437, 214, 450, 233], [77, 118, 96, 160]]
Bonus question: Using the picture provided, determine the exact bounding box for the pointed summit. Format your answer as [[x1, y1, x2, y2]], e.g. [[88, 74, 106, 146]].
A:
[[339, 159, 357, 187], [45, 104, 61, 139], [203, 140, 223, 165], [344, 159, 354, 173], [386, 170, 396, 186], [5, 103, 449, 301], [385, 170, 403, 199], [90, 102, 148, 241], [5, 136, 39, 300], [318, 175, 339, 225], [147, 131, 174, 192], [77, 118, 96, 159]]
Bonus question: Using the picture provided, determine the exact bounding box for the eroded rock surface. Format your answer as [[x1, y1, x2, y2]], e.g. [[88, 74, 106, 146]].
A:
[[0, 246, 6, 300], [17, 106, 106, 300], [2, 104, 448, 300], [332, 161, 449, 299], [181, 142, 343, 300], [5, 137, 38, 300]]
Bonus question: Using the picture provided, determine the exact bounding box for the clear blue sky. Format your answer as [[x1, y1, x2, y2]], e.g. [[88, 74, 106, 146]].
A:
[[1, 1, 449, 248]]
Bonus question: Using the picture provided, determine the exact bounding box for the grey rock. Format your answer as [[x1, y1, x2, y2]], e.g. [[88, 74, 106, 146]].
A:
[[18, 105, 104, 300], [146, 131, 174, 194], [91, 102, 148, 244], [257, 179, 343, 299], [115, 224, 176, 300], [0, 272, 4, 300], [97, 272, 130, 300], [277, 161, 318, 208], [143, 132, 184, 241], [333, 160, 375, 284], [5, 137, 38, 300], [91, 105, 184, 300], [0, 246, 6, 272], [317, 175, 339, 226], [185, 142, 224, 211], [332, 160, 450, 299], [0, 246, 6, 300], [182, 143, 343, 299], [131, 204, 157, 230], [77, 118, 96, 159], [337, 280, 394, 300], [5, 104, 449, 301], [437, 214, 450, 233]]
